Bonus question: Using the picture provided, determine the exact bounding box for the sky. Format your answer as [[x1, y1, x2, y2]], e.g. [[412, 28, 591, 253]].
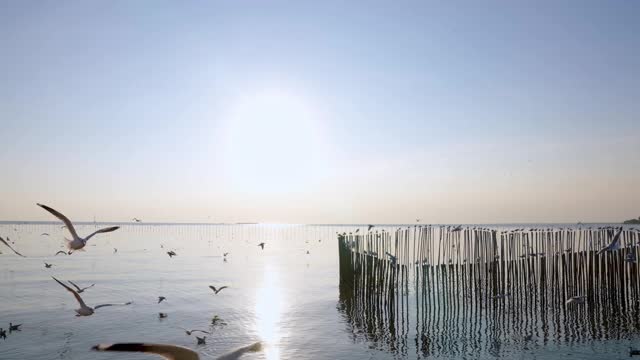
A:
[[1, 1, 639, 224]]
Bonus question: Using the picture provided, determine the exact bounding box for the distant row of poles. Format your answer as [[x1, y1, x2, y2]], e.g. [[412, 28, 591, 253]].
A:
[[338, 225, 640, 358]]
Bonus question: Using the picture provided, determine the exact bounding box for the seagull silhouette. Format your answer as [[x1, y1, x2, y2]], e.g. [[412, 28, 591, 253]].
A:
[[159, 313, 168, 319], [37, 204, 119, 253], [178, 328, 210, 336], [9, 323, 22, 332], [44, 262, 53, 268], [68, 280, 95, 293], [209, 285, 228, 294], [167, 251, 177, 258], [0, 328, 5, 340], [0, 236, 25, 257], [158, 296, 166, 304], [257, 243, 265, 250], [55, 250, 68, 256], [196, 336, 206, 345], [52, 277, 131, 316]]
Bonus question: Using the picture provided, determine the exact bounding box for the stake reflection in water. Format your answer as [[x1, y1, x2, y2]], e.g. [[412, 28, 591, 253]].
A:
[[339, 225, 640, 358], [255, 265, 283, 360]]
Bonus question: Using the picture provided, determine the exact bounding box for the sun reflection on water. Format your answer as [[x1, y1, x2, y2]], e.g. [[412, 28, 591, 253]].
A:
[[255, 265, 283, 360]]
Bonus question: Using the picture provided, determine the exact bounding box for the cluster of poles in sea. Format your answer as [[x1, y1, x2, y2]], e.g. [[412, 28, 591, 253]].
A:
[[338, 225, 640, 357]]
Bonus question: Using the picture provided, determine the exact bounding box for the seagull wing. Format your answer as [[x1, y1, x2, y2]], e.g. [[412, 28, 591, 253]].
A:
[[209, 285, 217, 292], [93, 343, 199, 360], [94, 301, 132, 310], [84, 226, 120, 242], [52, 276, 88, 308], [0, 236, 26, 257], [37, 204, 80, 241], [215, 286, 228, 294], [55, 250, 67, 256], [68, 280, 82, 292]]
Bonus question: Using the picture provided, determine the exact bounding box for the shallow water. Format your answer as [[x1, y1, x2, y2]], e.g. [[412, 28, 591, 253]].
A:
[[0, 223, 638, 359]]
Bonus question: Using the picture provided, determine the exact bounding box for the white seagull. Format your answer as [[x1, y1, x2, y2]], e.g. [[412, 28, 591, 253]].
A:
[[566, 296, 586, 305], [597, 227, 624, 255], [37, 203, 119, 253], [52, 277, 131, 316]]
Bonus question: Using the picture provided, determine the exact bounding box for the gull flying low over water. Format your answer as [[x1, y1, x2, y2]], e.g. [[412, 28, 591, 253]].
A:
[[257, 242, 265, 250], [9, 323, 22, 332], [93, 341, 263, 360], [179, 328, 210, 336], [37, 204, 120, 253], [209, 285, 228, 295], [167, 251, 177, 258], [566, 296, 586, 305], [196, 336, 206, 345], [158, 296, 166, 304], [68, 280, 95, 293], [52, 277, 131, 316], [597, 227, 624, 255], [0, 328, 6, 340]]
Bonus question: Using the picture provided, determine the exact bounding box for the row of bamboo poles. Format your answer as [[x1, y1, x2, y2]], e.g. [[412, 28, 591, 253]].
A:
[[338, 225, 640, 357]]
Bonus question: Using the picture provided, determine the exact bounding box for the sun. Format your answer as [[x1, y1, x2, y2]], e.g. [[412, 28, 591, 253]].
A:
[[218, 88, 329, 195]]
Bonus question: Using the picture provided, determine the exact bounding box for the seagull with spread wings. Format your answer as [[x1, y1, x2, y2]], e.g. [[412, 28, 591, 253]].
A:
[[209, 285, 228, 295], [37, 203, 119, 253], [68, 280, 95, 293], [52, 277, 131, 316], [93, 341, 263, 360]]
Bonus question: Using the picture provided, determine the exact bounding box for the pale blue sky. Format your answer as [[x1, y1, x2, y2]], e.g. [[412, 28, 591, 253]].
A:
[[1, 1, 639, 223]]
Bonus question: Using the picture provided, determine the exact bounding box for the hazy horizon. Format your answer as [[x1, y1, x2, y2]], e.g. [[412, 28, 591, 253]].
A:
[[2, 1, 639, 224]]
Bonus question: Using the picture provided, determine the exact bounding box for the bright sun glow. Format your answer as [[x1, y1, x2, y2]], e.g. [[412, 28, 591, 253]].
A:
[[254, 265, 283, 360], [219, 88, 330, 195]]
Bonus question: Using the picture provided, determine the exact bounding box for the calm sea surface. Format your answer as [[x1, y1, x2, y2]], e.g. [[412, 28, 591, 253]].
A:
[[0, 222, 638, 359]]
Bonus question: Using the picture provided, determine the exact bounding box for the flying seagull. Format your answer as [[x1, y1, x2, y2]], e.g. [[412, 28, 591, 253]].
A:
[[257, 243, 265, 250], [93, 341, 263, 360], [68, 280, 95, 294], [597, 227, 624, 255], [159, 313, 168, 319], [158, 296, 166, 304], [44, 262, 53, 268], [37, 204, 119, 253], [367, 225, 374, 231], [41, 233, 50, 236], [209, 285, 228, 294], [196, 336, 206, 345], [167, 251, 177, 258], [132, 218, 142, 223], [566, 296, 586, 305], [55, 250, 68, 256], [52, 276, 131, 316], [178, 328, 210, 336], [9, 323, 22, 332], [0, 236, 26, 257]]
